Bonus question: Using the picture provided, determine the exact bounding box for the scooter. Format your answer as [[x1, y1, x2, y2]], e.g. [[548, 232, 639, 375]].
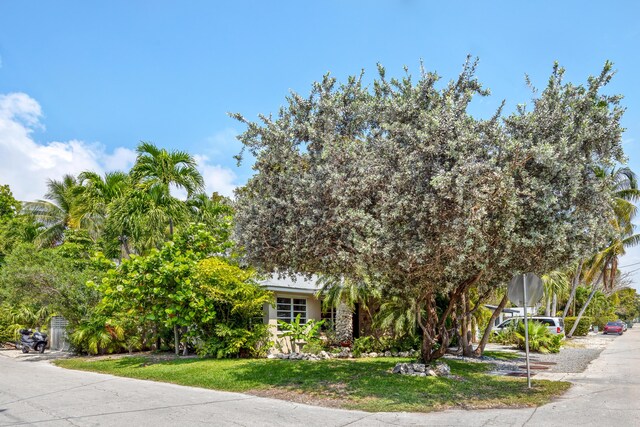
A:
[[19, 329, 48, 353]]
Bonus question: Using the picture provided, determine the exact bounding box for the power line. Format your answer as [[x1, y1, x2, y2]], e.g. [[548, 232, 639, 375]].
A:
[[619, 260, 640, 269]]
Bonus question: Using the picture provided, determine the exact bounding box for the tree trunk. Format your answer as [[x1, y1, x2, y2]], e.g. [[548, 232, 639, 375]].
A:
[[450, 313, 462, 356], [418, 273, 483, 363], [335, 300, 353, 346], [473, 293, 508, 357], [419, 292, 439, 363], [181, 326, 188, 356], [120, 235, 131, 259], [461, 293, 473, 357], [153, 324, 161, 351], [563, 259, 583, 320], [567, 271, 603, 338], [545, 294, 551, 316], [169, 218, 174, 237], [419, 293, 452, 363], [551, 293, 558, 316], [173, 325, 180, 356]]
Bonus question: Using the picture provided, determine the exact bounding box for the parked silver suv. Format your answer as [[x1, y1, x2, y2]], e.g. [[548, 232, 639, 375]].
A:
[[494, 316, 565, 336]]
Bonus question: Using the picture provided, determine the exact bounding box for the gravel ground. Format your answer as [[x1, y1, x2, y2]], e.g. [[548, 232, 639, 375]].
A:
[[484, 332, 619, 374], [443, 332, 621, 375], [532, 333, 618, 373]]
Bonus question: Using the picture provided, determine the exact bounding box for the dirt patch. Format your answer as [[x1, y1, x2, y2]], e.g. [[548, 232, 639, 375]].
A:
[[248, 387, 350, 409], [82, 351, 199, 364]]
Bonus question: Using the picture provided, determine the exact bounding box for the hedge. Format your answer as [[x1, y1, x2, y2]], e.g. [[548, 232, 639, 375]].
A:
[[593, 315, 617, 330], [564, 316, 592, 336]]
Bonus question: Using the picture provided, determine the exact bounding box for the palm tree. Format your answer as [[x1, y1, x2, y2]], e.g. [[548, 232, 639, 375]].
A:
[[186, 192, 233, 225], [374, 294, 421, 339], [315, 275, 381, 345], [75, 171, 130, 240], [567, 167, 640, 337], [542, 270, 569, 316], [23, 174, 80, 247], [107, 185, 186, 256], [131, 142, 204, 236]]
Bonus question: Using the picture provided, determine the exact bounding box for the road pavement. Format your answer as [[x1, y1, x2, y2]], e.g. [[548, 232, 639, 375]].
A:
[[1, 328, 639, 426]]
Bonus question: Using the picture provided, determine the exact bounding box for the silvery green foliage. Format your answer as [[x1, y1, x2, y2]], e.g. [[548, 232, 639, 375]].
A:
[[231, 59, 624, 359]]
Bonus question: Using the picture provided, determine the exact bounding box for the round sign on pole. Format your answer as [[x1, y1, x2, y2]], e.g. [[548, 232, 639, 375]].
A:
[[506, 272, 543, 389], [507, 273, 544, 307]]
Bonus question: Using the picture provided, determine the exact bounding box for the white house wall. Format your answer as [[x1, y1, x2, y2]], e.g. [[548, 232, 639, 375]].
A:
[[265, 291, 322, 353]]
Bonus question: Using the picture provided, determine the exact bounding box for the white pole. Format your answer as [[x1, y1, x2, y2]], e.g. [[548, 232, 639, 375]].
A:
[[523, 273, 531, 388]]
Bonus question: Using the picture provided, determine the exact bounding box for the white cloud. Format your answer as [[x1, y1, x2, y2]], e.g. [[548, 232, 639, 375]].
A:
[[0, 92, 136, 201], [201, 163, 237, 198], [169, 155, 238, 200], [0, 92, 240, 202], [103, 146, 138, 171]]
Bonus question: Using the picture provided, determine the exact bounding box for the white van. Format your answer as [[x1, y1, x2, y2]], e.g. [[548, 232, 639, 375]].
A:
[[494, 317, 565, 336]]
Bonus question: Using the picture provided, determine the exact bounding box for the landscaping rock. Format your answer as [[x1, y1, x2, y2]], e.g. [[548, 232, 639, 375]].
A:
[[391, 362, 451, 377], [384, 351, 392, 357], [392, 363, 409, 374], [337, 348, 353, 358], [434, 362, 451, 376], [412, 363, 426, 373]]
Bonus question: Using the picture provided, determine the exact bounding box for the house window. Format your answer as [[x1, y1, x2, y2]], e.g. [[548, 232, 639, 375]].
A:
[[321, 303, 336, 330], [277, 297, 307, 330]]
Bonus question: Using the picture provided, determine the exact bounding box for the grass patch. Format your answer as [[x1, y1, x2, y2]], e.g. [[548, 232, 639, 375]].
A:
[[55, 356, 569, 412]]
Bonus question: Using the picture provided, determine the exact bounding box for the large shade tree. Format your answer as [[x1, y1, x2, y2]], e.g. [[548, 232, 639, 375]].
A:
[[232, 59, 625, 362]]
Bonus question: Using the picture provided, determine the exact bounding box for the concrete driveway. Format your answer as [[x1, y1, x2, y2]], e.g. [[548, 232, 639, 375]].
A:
[[1, 328, 639, 426]]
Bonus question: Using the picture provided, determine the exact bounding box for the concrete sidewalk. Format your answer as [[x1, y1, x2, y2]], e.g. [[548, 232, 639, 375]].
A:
[[0, 329, 638, 426]]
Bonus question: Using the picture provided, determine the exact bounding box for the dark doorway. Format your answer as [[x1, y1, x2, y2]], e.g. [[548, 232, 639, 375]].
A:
[[353, 303, 360, 338]]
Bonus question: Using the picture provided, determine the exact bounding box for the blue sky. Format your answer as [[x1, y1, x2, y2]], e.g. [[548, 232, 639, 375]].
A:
[[1, 1, 640, 284]]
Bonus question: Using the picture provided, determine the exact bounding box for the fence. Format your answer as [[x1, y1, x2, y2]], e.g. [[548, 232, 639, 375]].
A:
[[49, 316, 69, 351]]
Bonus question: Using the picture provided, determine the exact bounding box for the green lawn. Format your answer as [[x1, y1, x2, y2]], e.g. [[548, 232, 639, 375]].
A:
[[55, 356, 569, 413]]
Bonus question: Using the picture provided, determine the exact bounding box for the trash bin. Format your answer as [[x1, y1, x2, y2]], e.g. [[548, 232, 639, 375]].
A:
[[593, 325, 599, 333]]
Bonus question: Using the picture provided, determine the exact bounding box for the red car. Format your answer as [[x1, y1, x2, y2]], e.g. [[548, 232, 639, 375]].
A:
[[603, 322, 624, 335]]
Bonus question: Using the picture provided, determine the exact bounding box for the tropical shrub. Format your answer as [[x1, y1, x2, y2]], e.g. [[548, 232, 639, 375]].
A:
[[74, 225, 272, 357], [352, 336, 383, 356], [493, 320, 562, 353], [197, 323, 271, 358], [194, 257, 273, 358], [492, 322, 519, 345], [564, 316, 592, 336], [69, 315, 126, 355], [514, 321, 563, 354], [301, 339, 325, 355], [277, 315, 324, 352], [0, 303, 52, 344]]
